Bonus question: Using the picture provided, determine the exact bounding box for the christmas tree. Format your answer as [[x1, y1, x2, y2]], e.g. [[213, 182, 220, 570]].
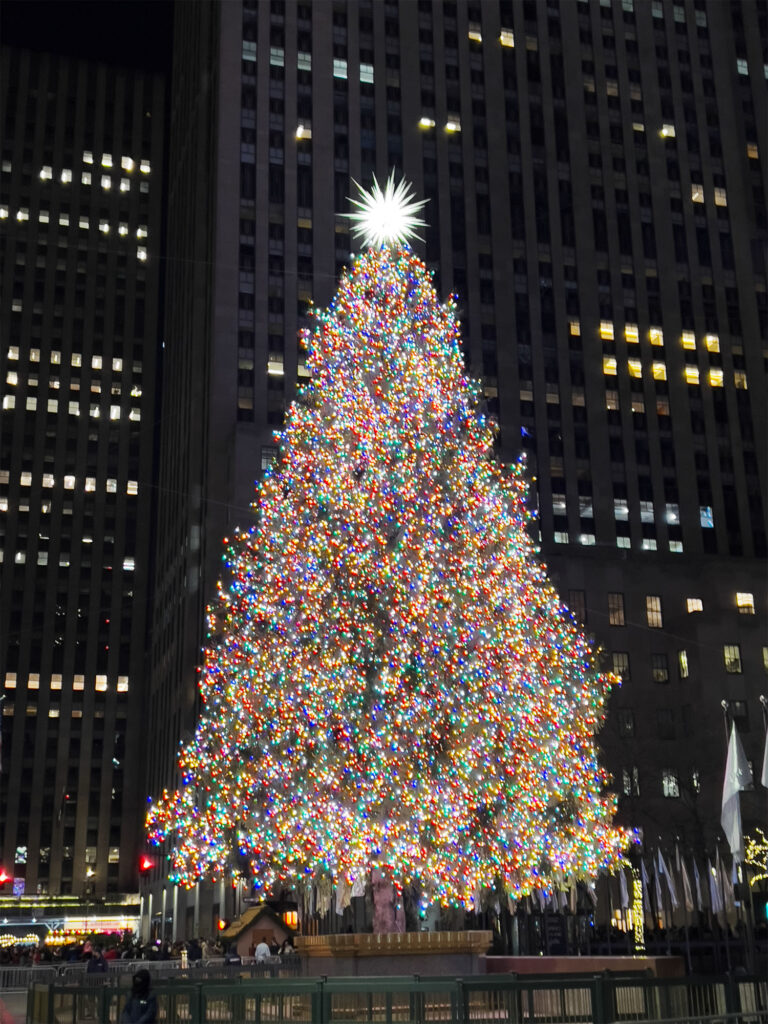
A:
[[147, 176, 632, 911]]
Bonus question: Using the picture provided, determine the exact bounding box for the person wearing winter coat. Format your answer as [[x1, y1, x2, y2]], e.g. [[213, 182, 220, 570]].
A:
[[120, 969, 157, 1023]]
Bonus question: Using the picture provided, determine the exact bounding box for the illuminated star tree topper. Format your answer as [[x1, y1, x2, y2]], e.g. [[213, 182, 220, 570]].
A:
[[344, 171, 428, 248], [147, 174, 633, 918]]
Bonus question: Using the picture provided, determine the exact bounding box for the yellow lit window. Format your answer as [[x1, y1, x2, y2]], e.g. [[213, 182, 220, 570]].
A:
[[121, 156, 135, 171], [101, 153, 113, 168], [140, 160, 151, 174], [660, 124, 676, 138], [708, 368, 723, 387], [73, 675, 85, 691], [127, 480, 139, 495], [633, 122, 645, 132], [603, 357, 618, 375], [681, 331, 696, 350], [95, 675, 108, 691], [686, 597, 703, 613], [468, 25, 482, 42], [652, 362, 667, 380], [445, 119, 461, 133], [684, 366, 700, 385], [736, 592, 755, 615], [418, 116, 436, 129], [625, 324, 639, 343], [101, 175, 111, 190], [500, 28, 515, 47], [714, 187, 727, 207], [704, 333, 719, 352], [600, 321, 614, 340], [51, 675, 62, 689], [4, 673, 17, 689], [117, 676, 129, 692], [747, 142, 759, 159], [569, 320, 581, 336], [649, 327, 664, 346], [628, 359, 642, 378], [734, 371, 748, 390], [691, 184, 704, 203], [295, 123, 312, 140]]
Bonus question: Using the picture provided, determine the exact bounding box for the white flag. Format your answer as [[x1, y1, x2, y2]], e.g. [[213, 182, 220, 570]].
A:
[[619, 867, 629, 910], [721, 722, 752, 862], [677, 847, 694, 913], [693, 858, 703, 911], [761, 728, 768, 789], [658, 849, 679, 909], [641, 859, 651, 912]]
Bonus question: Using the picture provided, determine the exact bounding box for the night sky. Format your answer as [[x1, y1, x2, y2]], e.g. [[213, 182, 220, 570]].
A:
[[1, 0, 173, 71]]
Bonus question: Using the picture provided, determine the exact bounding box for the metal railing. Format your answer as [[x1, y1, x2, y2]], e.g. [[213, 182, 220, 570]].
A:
[[25, 971, 768, 1024]]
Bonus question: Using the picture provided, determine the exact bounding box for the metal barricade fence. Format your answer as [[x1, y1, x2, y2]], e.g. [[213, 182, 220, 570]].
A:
[[0, 966, 58, 990]]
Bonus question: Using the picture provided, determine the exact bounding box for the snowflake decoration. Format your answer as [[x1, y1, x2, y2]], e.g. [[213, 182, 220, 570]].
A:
[[345, 172, 428, 248]]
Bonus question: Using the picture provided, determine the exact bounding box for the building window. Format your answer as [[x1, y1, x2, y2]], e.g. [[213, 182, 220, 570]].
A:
[[657, 709, 675, 739], [608, 592, 625, 626], [699, 506, 714, 528], [617, 710, 635, 737], [612, 652, 630, 681], [646, 595, 663, 627], [568, 590, 586, 623], [763, 647, 768, 673], [662, 769, 680, 797], [652, 653, 669, 683], [678, 650, 689, 678], [736, 592, 755, 615], [622, 766, 640, 797], [723, 645, 742, 674], [730, 700, 749, 732], [736, 58, 748, 75], [261, 446, 278, 471]]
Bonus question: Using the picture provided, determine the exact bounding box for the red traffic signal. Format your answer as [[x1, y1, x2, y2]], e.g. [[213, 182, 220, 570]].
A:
[[139, 856, 155, 872], [0, 869, 9, 884]]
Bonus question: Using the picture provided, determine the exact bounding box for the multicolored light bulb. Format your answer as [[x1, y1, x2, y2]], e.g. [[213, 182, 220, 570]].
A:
[[147, 241, 633, 906]]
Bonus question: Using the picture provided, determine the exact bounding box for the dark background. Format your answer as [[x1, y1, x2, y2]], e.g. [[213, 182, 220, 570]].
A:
[[1, 0, 173, 70]]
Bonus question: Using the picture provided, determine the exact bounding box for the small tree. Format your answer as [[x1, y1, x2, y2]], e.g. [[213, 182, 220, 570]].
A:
[[148, 179, 631, 917]]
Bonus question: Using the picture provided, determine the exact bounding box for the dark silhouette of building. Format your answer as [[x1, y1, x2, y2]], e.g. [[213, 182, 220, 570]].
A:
[[0, 45, 165, 903], [143, 0, 765, 938]]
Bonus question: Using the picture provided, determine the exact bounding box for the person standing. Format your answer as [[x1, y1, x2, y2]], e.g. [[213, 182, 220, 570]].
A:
[[120, 969, 157, 1023], [254, 936, 271, 961]]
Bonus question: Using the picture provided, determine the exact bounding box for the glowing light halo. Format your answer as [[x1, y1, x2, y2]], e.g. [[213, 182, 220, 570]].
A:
[[344, 172, 428, 248]]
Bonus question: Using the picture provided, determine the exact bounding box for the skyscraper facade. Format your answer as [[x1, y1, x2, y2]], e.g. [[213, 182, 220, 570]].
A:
[[0, 46, 164, 900], [149, 0, 766, 936]]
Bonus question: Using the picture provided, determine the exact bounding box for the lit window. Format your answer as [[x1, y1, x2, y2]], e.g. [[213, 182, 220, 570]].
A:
[[660, 124, 676, 138], [137, 247, 148, 262], [96, 675, 108, 691], [140, 181, 148, 193], [42, 473, 55, 488], [360, 63, 374, 83], [2, 396, 14, 410], [81, 171, 91, 185], [83, 150, 93, 164], [15, 551, 26, 563], [639, 501, 654, 523], [734, 371, 748, 390], [500, 28, 515, 47], [40, 165, 52, 180], [140, 160, 150, 174], [7, 346, 19, 360], [110, 405, 121, 420], [651, 362, 667, 381], [106, 478, 117, 493], [85, 477, 96, 492], [101, 175, 112, 191], [445, 118, 461, 133], [73, 675, 84, 690], [17, 208, 29, 221], [99, 220, 110, 233], [652, 653, 669, 683], [622, 767, 640, 797], [4, 673, 16, 690], [703, 333, 720, 353], [612, 651, 630, 679], [686, 597, 703, 613], [297, 51, 311, 71], [736, 58, 748, 75], [699, 506, 714, 528], [665, 503, 679, 523], [123, 557, 135, 571], [89, 404, 100, 418], [632, 122, 645, 132], [691, 184, 704, 203], [605, 390, 619, 410], [747, 142, 759, 159], [736, 592, 755, 615], [763, 647, 768, 673], [614, 498, 629, 521], [684, 366, 700, 385], [51, 674, 62, 689], [64, 475, 75, 489], [709, 368, 723, 387], [724, 644, 742, 674], [6, 370, 17, 385], [295, 123, 312, 140], [112, 358, 123, 372], [649, 327, 664, 346], [101, 153, 113, 168], [624, 324, 639, 343], [58, 213, 69, 226], [120, 178, 130, 192], [679, 650, 689, 678], [418, 116, 436, 129], [79, 216, 89, 229], [554, 531, 569, 543], [119, 224, 128, 236], [71, 353, 82, 367], [127, 480, 138, 495], [714, 187, 727, 207], [333, 58, 348, 79], [608, 592, 625, 626], [117, 676, 129, 693], [121, 156, 135, 171], [646, 595, 663, 628], [0, 206, 8, 219], [600, 321, 614, 340], [136, 225, 148, 239], [468, 25, 482, 42], [60, 169, 72, 184], [569, 320, 581, 336], [129, 408, 141, 421], [67, 401, 79, 416], [662, 770, 680, 798], [26, 396, 37, 411], [628, 359, 642, 378], [603, 357, 617, 375]]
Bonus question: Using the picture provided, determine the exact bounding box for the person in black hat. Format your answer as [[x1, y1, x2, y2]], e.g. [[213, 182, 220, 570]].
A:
[[120, 968, 157, 1023]]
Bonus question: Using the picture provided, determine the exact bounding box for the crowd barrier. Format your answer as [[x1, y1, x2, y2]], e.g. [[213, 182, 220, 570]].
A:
[[24, 970, 768, 1024]]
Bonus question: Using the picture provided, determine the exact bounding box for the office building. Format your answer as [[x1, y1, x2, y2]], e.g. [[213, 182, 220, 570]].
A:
[[147, 0, 766, 936], [0, 45, 164, 904]]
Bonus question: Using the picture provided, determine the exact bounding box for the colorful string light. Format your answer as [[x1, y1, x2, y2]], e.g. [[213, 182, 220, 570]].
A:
[[147, 243, 634, 906]]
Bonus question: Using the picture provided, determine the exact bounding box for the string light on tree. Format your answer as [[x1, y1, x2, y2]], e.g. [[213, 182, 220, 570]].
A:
[[147, 176, 634, 910]]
